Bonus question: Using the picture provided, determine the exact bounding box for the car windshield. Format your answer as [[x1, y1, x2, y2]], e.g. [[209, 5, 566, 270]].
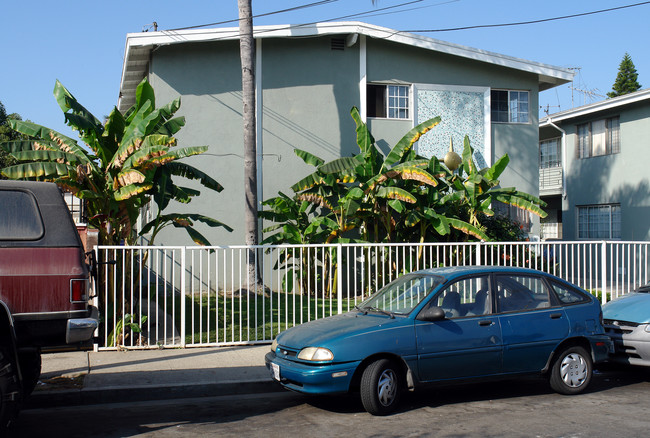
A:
[[358, 273, 444, 315]]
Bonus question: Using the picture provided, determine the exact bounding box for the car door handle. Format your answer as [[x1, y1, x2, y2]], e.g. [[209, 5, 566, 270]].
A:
[[550, 313, 563, 319], [478, 320, 494, 327]]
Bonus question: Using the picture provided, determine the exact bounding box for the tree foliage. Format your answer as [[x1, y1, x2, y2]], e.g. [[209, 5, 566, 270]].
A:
[[607, 52, 642, 98], [0, 80, 231, 245], [0, 101, 22, 173]]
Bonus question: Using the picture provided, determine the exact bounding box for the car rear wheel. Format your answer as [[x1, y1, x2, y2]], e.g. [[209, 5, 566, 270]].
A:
[[549, 346, 592, 395], [360, 358, 402, 416]]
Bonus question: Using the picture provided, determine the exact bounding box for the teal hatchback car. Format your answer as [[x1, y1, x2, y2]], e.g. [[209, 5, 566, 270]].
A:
[[265, 266, 612, 415]]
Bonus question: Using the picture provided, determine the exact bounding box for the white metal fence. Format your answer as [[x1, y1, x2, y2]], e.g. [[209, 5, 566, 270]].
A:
[[94, 241, 650, 350]]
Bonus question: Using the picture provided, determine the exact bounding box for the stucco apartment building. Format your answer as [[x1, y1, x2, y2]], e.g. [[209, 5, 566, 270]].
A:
[[118, 21, 573, 246], [539, 88, 650, 241]]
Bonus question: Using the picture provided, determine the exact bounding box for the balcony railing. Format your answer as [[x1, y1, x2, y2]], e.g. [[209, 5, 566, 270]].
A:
[[539, 166, 563, 196]]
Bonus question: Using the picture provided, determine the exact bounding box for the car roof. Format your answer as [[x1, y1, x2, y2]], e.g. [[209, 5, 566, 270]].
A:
[[414, 265, 553, 281]]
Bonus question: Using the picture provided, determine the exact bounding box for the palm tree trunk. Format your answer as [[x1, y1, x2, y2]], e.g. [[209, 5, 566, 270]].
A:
[[238, 0, 263, 295]]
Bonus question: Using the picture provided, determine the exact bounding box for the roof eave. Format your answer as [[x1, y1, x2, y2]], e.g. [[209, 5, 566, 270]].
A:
[[118, 21, 574, 112], [541, 88, 650, 124]]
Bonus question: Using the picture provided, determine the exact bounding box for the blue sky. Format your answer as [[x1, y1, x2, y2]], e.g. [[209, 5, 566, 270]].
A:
[[2, 0, 648, 138]]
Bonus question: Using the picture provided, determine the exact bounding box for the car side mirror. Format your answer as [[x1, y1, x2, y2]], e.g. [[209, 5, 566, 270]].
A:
[[416, 306, 446, 322]]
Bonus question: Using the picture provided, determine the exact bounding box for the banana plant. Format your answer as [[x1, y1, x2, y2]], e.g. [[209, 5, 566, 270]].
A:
[[290, 107, 442, 243], [444, 135, 547, 230], [0, 79, 229, 246]]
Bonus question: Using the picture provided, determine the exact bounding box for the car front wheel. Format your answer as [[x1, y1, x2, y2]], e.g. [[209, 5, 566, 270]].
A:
[[549, 346, 592, 395], [360, 358, 402, 416]]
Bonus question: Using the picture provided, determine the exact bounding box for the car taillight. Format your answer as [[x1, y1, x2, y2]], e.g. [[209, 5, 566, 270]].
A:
[[70, 279, 89, 303]]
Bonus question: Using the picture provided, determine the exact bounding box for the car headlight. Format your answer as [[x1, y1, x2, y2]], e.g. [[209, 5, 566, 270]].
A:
[[297, 347, 334, 361], [271, 339, 278, 352], [645, 324, 650, 333]]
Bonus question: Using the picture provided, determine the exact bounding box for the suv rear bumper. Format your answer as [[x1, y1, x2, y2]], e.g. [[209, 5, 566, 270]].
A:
[[66, 306, 99, 344]]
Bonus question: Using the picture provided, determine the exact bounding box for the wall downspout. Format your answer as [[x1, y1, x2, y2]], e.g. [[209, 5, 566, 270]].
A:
[[545, 118, 567, 199], [256, 38, 264, 242]]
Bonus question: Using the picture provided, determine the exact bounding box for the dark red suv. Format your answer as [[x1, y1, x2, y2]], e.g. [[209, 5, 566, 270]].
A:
[[0, 180, 98, 426]]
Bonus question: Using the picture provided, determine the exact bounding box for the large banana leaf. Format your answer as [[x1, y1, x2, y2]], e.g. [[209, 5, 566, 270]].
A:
[[483, 153, 510, 181], [11, 150, 81, 164], [1, 161, 73, 179], [121, 145, 170, 169], [116, 169, 146, 187], [350, 107, 375, 156], [111, 100, 153, 167], [158, 117, 186, 136], [113, 182, 153, 201], [291, 171, 329, 192], [296, 193, 334, 210], [53, 80, 102, 127], [376, 186, 417, 204], [294, 148, 324, 167], [319, 156, 360, 175], [461, 135, 478, 176], [9, 120, 92, 164], [165, 161, 224, 192], [366, 163, 438, 191], [384, 116, 441, 168], [447, 217, 489, 241], [493, 191, 548, 218], [1, 139, 57, 153], [156, 97, 181, 122], [135, 78, 156, 113]]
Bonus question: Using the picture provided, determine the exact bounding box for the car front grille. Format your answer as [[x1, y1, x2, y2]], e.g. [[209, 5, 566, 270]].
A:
[[604, 319, 638, 335]]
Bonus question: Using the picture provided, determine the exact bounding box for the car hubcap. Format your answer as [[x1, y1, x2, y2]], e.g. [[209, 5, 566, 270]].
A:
[[377, 368, 397, 406], [560, 353, 588, 387]]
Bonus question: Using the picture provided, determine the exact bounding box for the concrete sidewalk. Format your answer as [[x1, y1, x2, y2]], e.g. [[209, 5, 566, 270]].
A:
[[26, 345, 278, 409]]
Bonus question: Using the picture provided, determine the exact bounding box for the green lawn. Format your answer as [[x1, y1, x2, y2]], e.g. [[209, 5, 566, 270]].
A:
[[172, 293, 355, 345]]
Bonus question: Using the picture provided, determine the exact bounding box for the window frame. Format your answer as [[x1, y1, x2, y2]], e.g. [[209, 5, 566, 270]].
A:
[[576, 203, 621, 240], [495, 274, 553, 314], [575, 116, 620, 159], [429, 274, 493, 319], [366, 83, 411, 120], [491, 89, 530, 124], [539, 137, 562, 169]]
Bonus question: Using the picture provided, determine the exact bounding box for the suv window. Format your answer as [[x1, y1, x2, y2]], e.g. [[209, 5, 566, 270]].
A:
[[496, 275, 551, 312], [0, 190, 44, 240]]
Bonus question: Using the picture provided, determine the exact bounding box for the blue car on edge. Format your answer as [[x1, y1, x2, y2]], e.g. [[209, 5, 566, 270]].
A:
[[265, 266, 613, 415]]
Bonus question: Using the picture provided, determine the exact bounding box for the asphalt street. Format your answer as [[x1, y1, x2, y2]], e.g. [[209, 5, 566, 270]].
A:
[[11, 367, 650, 438]]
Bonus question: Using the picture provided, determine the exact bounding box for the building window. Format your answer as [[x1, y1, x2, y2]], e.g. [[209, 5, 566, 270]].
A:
[[367, 84, 410, 119], [491, 90, 529, 123], [576, 116, 620, 158], [539, 138, 561, 169], [63, 192, 87, 224], [577, 204, 621, 239]]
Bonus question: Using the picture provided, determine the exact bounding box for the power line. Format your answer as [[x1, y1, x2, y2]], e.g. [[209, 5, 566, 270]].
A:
[[404, 1, 650, 32], [166, 0, 438, 34], [169, 0, 340, 31]]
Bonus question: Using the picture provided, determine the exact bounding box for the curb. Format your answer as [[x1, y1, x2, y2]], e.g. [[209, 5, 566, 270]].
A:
[[25, 379, 281, 409]]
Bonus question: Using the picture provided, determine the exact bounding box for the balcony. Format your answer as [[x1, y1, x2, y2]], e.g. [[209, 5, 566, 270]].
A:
[[539, 166, 563, 196], [540, 222, 562, 240]]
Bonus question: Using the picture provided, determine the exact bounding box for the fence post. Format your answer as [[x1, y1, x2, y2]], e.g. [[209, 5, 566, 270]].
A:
[[601, 241, 608, 304], [92, 245, 99, 352], [476, 242, 482, 266], [180, 247, 186, 347], [337, 244, 343, 315]]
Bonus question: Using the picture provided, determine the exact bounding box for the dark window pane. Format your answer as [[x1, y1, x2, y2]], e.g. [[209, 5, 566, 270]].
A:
[[0, 190, 44, 240]]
